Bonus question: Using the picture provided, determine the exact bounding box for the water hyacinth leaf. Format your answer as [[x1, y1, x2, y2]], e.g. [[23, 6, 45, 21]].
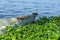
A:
[[0, 16, 60, 40]]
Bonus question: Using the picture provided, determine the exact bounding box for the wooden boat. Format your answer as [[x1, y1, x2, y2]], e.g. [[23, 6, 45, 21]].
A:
[[0, 12, 38, 30]]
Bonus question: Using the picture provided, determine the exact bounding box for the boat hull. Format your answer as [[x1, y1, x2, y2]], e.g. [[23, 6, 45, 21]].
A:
[[0, 13, 38, 30]]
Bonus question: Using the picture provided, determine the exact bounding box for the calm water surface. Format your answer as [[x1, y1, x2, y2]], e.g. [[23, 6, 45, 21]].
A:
[[0, 0, 60, 18]]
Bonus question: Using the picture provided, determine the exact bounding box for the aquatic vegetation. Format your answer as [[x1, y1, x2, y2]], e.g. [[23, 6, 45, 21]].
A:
[[0, 16, 60, 40]]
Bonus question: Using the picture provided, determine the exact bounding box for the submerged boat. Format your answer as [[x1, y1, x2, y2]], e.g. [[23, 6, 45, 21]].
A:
[[0, 12, 38, 30]]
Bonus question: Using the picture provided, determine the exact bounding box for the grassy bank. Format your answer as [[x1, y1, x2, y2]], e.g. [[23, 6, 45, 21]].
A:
[[0, 16, 60, 40]]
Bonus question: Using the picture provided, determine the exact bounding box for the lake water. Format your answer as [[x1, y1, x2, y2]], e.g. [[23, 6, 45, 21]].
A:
[[0, 0, 60, 18]]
